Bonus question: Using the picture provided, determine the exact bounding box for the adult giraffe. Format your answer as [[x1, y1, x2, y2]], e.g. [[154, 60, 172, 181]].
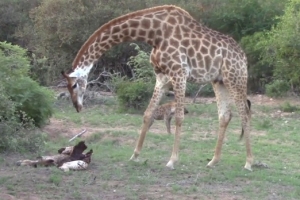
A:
[[62, 5, 253, 171]]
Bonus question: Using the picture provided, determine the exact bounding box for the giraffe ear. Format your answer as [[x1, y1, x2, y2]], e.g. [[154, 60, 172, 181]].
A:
[[61, 71, 68, 78], [61, 71, 72, 82]]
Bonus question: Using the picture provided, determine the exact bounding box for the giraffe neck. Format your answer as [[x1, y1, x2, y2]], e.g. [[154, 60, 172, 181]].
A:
[[71, 5, 192, 77]]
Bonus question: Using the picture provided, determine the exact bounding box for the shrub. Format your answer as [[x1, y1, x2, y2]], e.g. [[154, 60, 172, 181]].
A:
[[0, 85, 46, 153], [115, 43, 155, 112], [265, 80, 289, 98], [280, 102, 299, 113], [127, 43, 155, 83], [116, 80, 154, 112], [0, 42, 52, 152], [0, 41, 54, 127], [7, 77, 54, 127]]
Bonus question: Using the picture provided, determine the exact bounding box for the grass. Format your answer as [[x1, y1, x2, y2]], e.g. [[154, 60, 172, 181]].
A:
[[1, 96, 300, 199]]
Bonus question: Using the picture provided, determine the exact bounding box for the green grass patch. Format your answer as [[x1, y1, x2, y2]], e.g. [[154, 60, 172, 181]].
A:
[[1, 97, 300, 199]]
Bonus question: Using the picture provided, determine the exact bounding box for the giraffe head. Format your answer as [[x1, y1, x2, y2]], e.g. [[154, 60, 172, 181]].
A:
[[61, 70, 88, 112]]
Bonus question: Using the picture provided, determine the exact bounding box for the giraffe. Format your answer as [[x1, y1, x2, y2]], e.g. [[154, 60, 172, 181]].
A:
[[62, 5, 253, 171], [150, 101, 189, 134]]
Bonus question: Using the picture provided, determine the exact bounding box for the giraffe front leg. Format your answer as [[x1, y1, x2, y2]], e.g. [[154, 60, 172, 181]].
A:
[[166, 114, 183, 169], [129, 101, 159, 162], [166, 78, 186, 169], [130, 73, 168, 162]]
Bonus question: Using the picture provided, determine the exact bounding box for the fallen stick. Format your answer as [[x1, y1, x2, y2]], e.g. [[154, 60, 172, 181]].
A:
[[69, 129, 87, 142]]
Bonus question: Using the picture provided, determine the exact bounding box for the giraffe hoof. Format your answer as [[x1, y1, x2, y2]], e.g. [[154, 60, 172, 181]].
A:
[[129, 154, 139, 162], [244, 163, 252, 171], [166, 160, 175, 170], [207, 158, 219, 168], [206, 163, 215, 168]]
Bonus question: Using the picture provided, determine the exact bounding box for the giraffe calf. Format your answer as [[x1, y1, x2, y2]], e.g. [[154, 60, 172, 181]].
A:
[[150, 101, 189, 134]]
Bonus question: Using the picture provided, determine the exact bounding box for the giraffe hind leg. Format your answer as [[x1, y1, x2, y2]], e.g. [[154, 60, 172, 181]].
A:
[[230, 86, 253, 170], [240, 99, 251, 140], [207, 82, 232, 167], [238, 97, 253, 171]]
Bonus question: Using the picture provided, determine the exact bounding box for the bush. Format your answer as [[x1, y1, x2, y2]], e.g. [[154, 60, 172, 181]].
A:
[[260, 0, 300, 91], [127, 43, 155, 82], [115, 43, 155, 112], [116, 81, 154, 112], [265, 80, 290, 98], [0, 41, 54, 127], [0, 85, 46, 153], [7, 77, 54, 127], [0, 42, 53, 152]]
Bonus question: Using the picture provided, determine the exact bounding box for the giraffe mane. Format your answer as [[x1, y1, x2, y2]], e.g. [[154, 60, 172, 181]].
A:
[[72, 5, 193, 70]]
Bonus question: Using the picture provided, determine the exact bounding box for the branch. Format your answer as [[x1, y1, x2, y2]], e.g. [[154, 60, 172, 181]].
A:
[[192, 84, 207, 103], [86, 69, 120, 93], [69, 129, 87, 142]]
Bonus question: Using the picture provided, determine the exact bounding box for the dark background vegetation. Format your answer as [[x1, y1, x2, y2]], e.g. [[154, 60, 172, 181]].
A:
[[1, 0, 300, 152]]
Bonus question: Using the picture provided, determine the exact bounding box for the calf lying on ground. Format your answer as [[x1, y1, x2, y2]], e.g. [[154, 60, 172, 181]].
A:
[[17, 141, 93, 172]]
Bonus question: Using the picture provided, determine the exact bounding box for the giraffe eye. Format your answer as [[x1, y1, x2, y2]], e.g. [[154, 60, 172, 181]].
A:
[[72, 83, 77, 89]]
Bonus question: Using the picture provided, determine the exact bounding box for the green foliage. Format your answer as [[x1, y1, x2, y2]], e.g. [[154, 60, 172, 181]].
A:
[[114, 43, 154, 112], [27, 0, 135, 85], [199, 84, 215, 97], [0, 42, 54, 127], [203, 0, 286, 41], [280, 102, 299, 112], [185, 83, 200, 97], [0, 42, 52, 152], [260, 0, 300, 90], [185, 83, 214, 97], [116, 80, 154, 112], [241, 32, 273, 91], [127, 43, 155, 82], [0, 84, 46, 153], [7, 77, 54, 127], [265, 80, 290, 98], [0, 0, 40, 44], [0, 0, 288, 95]]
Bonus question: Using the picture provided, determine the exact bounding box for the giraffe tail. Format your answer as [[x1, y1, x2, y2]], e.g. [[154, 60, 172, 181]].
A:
[[239, 99, 251, 141]]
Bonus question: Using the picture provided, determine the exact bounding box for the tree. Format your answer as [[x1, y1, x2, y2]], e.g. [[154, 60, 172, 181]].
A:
[[201, 0, 286, 41], [260, 0, 300, 92]]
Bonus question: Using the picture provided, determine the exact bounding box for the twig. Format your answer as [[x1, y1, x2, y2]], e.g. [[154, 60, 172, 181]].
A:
[[192, 84, 207, 103], [86, 70, 120, 93], [69, 129, 87, 142]]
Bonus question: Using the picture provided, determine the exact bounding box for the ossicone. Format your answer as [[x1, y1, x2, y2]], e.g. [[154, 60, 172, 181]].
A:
[[61, 70, 68, 78]]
